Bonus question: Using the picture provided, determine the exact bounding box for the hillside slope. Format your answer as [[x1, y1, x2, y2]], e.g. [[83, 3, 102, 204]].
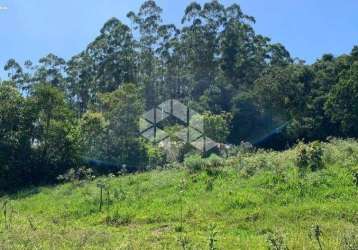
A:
[[1, 139, 358, 249]]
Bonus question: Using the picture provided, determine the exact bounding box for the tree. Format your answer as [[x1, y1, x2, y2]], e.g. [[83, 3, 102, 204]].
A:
[[0, 85, 33, 190], [79, 111, 108, 160], [325, 62, 358, 137], [34, 54, 66, 89], [86, 18, 136, 93], [30, 84, 80, 181], [203, 112, 232, 143], [99, 83, 146, 166], [66, 51, 96, 115], [128, 0, 163, 108], [3, 59, 33, 91]]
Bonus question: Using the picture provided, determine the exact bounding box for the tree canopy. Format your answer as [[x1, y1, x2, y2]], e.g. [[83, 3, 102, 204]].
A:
[[1, 0, 358, 191]]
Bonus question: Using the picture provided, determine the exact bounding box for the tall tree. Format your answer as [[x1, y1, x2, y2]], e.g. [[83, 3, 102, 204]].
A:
[[99, 83, 145, 166], [34, 54, 66, 90], [87, 18, 136, 93], [128, 0, 163, 108], [30, 84, 80, 181]]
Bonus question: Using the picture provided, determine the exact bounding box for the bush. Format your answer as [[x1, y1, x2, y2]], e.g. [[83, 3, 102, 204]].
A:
[[237, 152, 276, 178], [105, 209, 133, 226], [295, 141, 324, 173], [57, 167, 95, 187], [145, 143, 167, 169], [266, 232, 289, 250], [184, 154, 206, 173], [205, 154, 224, 176]]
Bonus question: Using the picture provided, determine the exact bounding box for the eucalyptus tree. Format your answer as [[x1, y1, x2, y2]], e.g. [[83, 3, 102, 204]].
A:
[[34, 53, 66, 90], [156, 23, 180, 101], [127, 0, 163, 108], [3, 59, 35, 91], [86, 18, 136, 93], [66, 51, 96, 115]]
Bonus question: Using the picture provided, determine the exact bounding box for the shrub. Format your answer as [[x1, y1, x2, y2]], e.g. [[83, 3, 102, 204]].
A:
[[57, 167, 95, 187], [295, 141, 324, 173], [105, 209, 132, 226], [238, 153, 272, 178], [237, 141, 255, 155], [205, 154, 224, 176], [184, 154, 205, 173], [145, 143, 167, 169], [266, 232, 289, 250]]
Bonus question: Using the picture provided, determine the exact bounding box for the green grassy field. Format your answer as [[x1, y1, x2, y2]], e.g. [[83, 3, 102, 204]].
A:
[[1, 139, 358, 249]]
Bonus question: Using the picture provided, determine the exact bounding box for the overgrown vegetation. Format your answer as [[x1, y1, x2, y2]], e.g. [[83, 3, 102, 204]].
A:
[[0, 139, 357, 249], [1, 0, 358, 192]]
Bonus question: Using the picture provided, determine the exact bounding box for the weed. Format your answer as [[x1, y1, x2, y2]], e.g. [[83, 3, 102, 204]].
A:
[[266, 231, 289, 250], [341, 229, 358, 250], [177, 178, 187, 233], [295, 141, 324, 175], [184, 154, 205, 174], [96, 180, 111, 212], [27, 216, 37, 231], [105, 210, 132, 226], [113, 186, 126, 201], [352, 166, 358, 187], [1, 200, 12, 230], [205, 154, 224, 177], [177, 233, 191, 250], [309, 224, 323, 250], [208, 224, 218, 250], [205, 177, 215, 192]]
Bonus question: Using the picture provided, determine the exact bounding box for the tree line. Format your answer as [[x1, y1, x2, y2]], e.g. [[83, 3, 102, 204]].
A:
[[1, 0, 358, 191]]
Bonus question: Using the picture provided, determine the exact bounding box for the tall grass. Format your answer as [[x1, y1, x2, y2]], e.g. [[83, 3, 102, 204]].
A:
[[0, 139, 357, 249]]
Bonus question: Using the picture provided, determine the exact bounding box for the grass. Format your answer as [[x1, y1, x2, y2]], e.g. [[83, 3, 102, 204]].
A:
[[0, 139, 358, 249]]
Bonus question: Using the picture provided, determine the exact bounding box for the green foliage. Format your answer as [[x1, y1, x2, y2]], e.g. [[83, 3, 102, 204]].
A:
[[145, 143, 167, 169], [353, 170, 358, 187], [205, 154, 224, 177], [266, 232, 289, 250], [0, 85, 32, 190], [184, 154, 206, 174], [57, 167, 95, 187], [2, 0, 358, 192], [295, 141, 324, 173], [105, 209, 133, 226], [202, 112, 232, 143], [325, 62, 358, 136], [341, 229, 358, 250], [207, 224, 218, 250], [309, 225, 323, 250], [0, 140, 357, 248], [184, 153, 224, 176], [79, 111, 108, 165], [0, 83, 80, 190]]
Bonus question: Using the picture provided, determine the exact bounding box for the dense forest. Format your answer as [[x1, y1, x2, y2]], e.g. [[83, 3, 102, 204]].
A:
[[1, 0, 358, 191]]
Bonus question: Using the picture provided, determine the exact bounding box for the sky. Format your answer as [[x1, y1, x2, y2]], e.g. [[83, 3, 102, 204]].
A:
[[1, 0, 358, 79]]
